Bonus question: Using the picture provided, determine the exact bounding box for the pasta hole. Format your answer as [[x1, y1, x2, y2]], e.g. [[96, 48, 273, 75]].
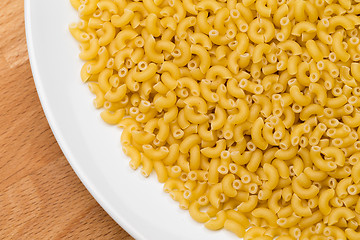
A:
[[279, 142, 289, 150], [274, 84, 283, 93], [180, 173, 188, 181], [172, 166, 181, 173], [345, 105, 354, 114], [254, 86, 263, 94], [136, 113, 145, 121], [277, 218, 286, 225], [240, 24, 248, 32], [328, 52, 337, 62], [232, 180, 241, 190], [229, 163, 238, 173], [198, 196, 208, 205], [273, 131, 282, 140], [276, 33, 285, 42], [248, 184, 258, 194], [273, 109, 282, 117], [246, 141, 256, 151], [330, 69, 339, 78], [348, 185, 357, 195], [329, 119, 339, 127], [188, 171, 197, 181], [230, 9, 240, 19], [119, 67, 128, 77], [218, 166, 228, 175], [324, 108, 333, 117], [241, 175, 251, 184], [315, 0, 324, 6], [226, 29, 236, 39], [172, 49, 181, 58], [324, 81, 332, 90], [332, 138, 343, 147], [180, 89, 189, 98], [138, 61, 147, 71], [209, 30, 219, 37], [350, 37, 359, 45]]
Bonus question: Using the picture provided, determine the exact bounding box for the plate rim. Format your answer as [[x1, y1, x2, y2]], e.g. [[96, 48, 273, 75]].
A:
[[23, 1, 142, 239]]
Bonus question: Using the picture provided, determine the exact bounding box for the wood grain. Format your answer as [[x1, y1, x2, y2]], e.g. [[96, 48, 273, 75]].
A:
[[0, 1, 132, 239]]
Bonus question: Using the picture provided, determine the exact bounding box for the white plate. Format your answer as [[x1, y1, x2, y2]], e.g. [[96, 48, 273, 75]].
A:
[[24, 1, 237, 239]]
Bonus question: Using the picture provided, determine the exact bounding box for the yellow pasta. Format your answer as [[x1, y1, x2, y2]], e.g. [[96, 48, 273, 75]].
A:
[[70, 0, 360, 238]]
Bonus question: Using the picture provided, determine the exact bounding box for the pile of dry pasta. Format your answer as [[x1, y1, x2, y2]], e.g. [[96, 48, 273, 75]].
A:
[[70, 0, 360, 238]]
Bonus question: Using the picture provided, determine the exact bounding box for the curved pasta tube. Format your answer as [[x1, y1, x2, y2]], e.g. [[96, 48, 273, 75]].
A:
[[79, 39, 100, 60], [310, 146, 337, 171], [227, 78, 245, 98], [321, 147, 345, 166], [237, 195, 258, 212], [221, 174, 237, 198], [263, 163, 279, 190], [300, 104, 324, 121], [201, 139, 226, 158], [189, 33, 212, 50], [250, 118, 268, 150], [125, 145, 143, 169], [328, 207, 355, 225], [289, 85, 311, 106], [200, 79, 219, 103], [332, 31, 350, 62], [345, 228, 360, 240], [208, 183, 223, 208], [210, 107, 226, 131], [253, 43, 272, 63], [114, 29, 138, 50], [176, 17, 196, 39], [173, 40, 192, 67], [252, 95, 272, 117], [251, 208, 277, 227], [99, 22, 116, 46], [309, 83, 327, 106], [277, 40, 302, 55], [153, 91, 177, 110], [224, 219, 245, 238], [277, 213, 301, 228], [248, 18, 275, 43], [189, 201, 210, 223], [319, 189, 335, 215], [342, 112, 360, 128], [144, 35, 164, 63], [132, 63, 158, 82], [296, 62, 311, 86], [206, 66, 232, 81], [104, 84, 127, 102], [114, 48, 133, 69], [292, 22, 316, 36], [87, 47, 109, 74], [255, 0, 272, 17], [328, 16, 355, 33], [142, 145, 169, 160], [291, 193, 312, 217], [190, 44, 211, 74], [184, 105, 208, 124], [205, 210, 226, 230], [111, 9, 135, 28], [292, 174, 319, 199], [227, 99, 249, 125], [78, 0, 98, 15]]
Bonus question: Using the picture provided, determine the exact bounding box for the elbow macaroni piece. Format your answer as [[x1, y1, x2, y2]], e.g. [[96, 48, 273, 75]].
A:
[[71, 0, 360, 238]]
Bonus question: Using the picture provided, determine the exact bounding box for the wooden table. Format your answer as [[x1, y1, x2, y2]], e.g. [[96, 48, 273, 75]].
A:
[[0, 1, 132, 239]]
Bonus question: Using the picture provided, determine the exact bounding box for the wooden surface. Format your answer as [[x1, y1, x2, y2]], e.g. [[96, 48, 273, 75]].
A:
[[0, 1, 132, 239]]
